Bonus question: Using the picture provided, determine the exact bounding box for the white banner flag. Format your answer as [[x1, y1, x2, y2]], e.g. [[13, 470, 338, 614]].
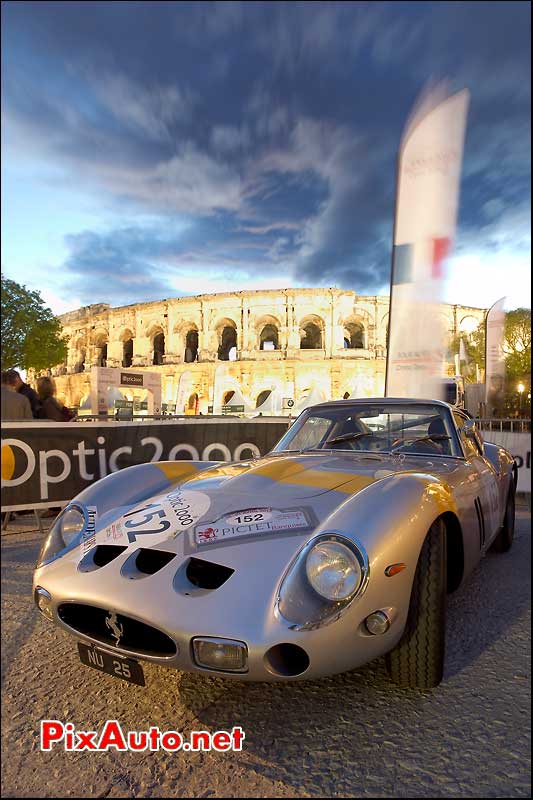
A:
[[386, 85, 470, 400], [485, 297, 507, 416]]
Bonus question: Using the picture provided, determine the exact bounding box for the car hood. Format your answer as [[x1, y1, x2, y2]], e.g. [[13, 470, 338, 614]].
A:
[[79, 451, 459, 564]]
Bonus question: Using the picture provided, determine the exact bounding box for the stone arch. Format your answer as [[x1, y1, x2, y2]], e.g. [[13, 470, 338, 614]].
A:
[[187, 392, 199, 412], [215, 318, 238, 361], [459, 315, 479, 335], [299, 315, 324, 349], [256, 389, 272, 407], [173, 320, 199, 362], [119, 329, 135, 368], [184, 327, 199, 363], [92, 329, 108, 366], [343, 317, 365, 349], [71, 334, 88, 373], [146, 324, 165, 365], [255, 314, 281, 350], [118, 327, 135, 342]]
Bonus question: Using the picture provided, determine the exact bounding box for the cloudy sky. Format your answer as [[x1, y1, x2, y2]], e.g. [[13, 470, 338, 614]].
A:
[[2, 1, 530, 315]]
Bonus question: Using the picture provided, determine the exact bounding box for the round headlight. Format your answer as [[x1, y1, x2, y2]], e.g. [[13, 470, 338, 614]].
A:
[[59, 507, 85, 546], [305, 540, 362, 601]]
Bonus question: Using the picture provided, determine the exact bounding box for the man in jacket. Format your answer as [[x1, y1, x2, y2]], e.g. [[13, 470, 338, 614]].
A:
[[1, 369, 41, 417], [1, 381, 32, 420]]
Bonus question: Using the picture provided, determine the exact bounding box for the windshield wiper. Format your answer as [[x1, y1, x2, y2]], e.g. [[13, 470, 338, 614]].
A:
[[325, 432, 370, 446], [389, 434, 451, 453]]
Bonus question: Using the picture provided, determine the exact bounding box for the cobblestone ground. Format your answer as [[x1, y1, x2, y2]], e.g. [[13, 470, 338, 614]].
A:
[[1, 505, 530, 798]]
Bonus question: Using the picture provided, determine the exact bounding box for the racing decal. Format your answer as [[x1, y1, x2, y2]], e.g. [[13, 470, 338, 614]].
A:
[[81, 506, 98, 554], [91, 490, 211, 550], [194, 506, 310, 547]]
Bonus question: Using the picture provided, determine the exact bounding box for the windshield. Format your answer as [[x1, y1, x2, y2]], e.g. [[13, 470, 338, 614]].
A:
[[273, 402, 461, 457]]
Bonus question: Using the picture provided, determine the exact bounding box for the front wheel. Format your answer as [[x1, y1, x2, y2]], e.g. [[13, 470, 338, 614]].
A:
[[386, 519, 446, 689], [489, 482, 515, 553]]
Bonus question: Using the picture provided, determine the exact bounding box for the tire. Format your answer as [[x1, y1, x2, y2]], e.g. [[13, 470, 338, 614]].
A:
[[386, 519, 446, 689], [489, 482, 515, 553]]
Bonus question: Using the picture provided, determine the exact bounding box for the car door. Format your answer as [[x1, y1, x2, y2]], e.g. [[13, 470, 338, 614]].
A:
[[453, 411, 500, 549]]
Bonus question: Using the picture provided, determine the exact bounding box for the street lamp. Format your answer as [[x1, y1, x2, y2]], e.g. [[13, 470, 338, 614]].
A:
[[517, 382, 525, 416]]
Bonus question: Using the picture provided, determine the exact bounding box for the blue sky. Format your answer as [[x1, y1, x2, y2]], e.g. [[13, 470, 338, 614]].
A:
[[1, 1, 530, 315]]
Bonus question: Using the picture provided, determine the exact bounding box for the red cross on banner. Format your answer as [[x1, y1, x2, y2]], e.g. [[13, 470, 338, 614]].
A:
[[432, 237, 451, 279]]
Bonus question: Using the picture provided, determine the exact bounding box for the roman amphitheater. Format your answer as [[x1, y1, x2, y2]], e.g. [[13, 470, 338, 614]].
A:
[[51, 288, 485, 415]]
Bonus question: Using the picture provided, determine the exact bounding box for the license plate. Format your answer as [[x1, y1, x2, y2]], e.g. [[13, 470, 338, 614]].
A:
[[77, 642, 145, 686]]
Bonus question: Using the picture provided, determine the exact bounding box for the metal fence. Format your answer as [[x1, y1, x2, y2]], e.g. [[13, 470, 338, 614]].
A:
[[475, 418, 531, 433]]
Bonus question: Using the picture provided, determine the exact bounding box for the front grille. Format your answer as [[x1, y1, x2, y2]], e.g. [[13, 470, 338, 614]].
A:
[[57, 603, 176, 657]]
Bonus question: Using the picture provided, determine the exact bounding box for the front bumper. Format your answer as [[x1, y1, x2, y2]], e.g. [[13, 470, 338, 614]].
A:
[[34, 552, 410, 682]]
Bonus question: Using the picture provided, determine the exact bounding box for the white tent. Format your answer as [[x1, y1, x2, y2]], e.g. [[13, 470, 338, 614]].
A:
[[77, 386, 127, 416], [293, 386, 327, 413], [246, 388, 283, 417], [107, 386, 127, 406], [221, 385, 255, 414]]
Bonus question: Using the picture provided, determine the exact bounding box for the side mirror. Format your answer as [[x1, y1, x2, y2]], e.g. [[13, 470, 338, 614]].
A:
[[462, 418, 484, 454]]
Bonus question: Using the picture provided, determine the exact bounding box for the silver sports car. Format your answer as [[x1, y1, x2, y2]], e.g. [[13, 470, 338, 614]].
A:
[[33, 399, 516, 689]]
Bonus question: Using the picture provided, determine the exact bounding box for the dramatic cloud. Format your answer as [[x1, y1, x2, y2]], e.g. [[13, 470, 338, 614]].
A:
[[1, 1, 530, 310]]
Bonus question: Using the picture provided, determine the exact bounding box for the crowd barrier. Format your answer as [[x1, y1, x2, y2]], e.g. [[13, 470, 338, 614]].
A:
[[0, 418, 290, 511], [1, 417, 529, 512]]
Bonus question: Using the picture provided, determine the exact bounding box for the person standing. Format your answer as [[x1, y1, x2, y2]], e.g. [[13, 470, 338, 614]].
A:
[[36, 376, 75, 421], [1, 374, 33, 420], [1, 369, 42, 418]]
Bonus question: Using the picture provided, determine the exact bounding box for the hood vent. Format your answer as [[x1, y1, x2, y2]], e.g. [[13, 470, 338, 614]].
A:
[[121, 548, 176, 580], [186, 558, 234, 590], [78, 545, 128, 572], [173, 557, 235, 595], [135, 549, 176, 575]]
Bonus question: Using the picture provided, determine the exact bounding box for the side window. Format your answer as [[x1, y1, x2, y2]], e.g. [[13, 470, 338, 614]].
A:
[[453, 412, 478, 458]]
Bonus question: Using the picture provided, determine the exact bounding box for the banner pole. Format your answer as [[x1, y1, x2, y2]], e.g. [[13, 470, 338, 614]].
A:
[[384, 148, 402, 397]]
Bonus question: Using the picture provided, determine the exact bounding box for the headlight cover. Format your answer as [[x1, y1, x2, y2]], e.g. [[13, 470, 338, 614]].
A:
[[276, 533, 368, 630], [37, 505, 87, 568], [306, 540, 362, 601]]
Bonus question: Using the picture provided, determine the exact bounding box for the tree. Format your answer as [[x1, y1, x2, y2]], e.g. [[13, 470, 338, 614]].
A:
[[502, 308, 531, 416], [450, 307, 531, 415], [1, 277, 68, 372], [449, 324, 485, 383], [503, 308, 531, 383]]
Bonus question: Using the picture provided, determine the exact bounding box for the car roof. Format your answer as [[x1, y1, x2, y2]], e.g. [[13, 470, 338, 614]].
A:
[[310, 397, 454, 410]]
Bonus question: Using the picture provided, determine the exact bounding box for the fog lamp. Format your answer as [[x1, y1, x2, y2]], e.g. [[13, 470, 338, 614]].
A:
[[192, 637, 248, 672], [365, 610, 391, 635], [34, 587, 53, 621]]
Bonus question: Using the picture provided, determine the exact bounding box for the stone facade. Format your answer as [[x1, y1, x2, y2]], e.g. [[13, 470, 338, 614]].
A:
[[50, 289, 485, 413]]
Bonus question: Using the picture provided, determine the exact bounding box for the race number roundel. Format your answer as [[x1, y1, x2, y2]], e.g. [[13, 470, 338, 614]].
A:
[[97, 490, 211, 549]]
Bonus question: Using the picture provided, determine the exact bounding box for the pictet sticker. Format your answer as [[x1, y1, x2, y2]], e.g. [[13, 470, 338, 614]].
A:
[[195, 506, 309, 546]]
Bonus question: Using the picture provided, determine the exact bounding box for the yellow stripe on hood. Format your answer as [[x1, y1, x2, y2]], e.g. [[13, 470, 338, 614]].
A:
[[253, 460, 376, 495], [155, 462, 201, 482]]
